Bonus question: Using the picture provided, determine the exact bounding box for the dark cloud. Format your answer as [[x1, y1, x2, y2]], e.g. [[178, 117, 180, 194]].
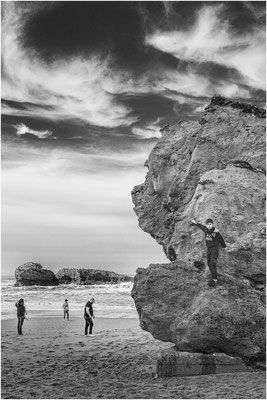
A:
[[121, 93, 176, 123], [19, 1, 186, 75], [2, 1, 266, 146], [23, 2, 149, 69], [223, 1, 266, 34], [2, 99, 55, 112]]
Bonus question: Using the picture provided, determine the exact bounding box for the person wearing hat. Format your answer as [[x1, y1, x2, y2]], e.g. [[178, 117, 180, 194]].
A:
[[15, 298, 26, 335], [84, 297, 95, 336], [190, 218, 226, 287], [62, 299, 69, 320]]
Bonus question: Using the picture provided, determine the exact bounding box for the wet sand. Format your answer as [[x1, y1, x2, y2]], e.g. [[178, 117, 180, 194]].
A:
[[1, 316, 266, 399]]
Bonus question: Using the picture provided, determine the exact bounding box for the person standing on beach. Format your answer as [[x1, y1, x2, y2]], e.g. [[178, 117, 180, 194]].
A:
[[84, 297, 95, 336], [62, 299, 69, 320], [15, 298, 26, 335], [190, 218, 226, 287]]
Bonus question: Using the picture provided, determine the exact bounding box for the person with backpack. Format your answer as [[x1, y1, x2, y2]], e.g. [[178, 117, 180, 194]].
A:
[[15, 298, 27, 335], [84, 297, 95, 336], [191, 218, 226, 287]]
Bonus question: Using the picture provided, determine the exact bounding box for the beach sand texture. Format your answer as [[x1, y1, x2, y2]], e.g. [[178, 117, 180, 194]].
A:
[[1, 317, 266, 399]]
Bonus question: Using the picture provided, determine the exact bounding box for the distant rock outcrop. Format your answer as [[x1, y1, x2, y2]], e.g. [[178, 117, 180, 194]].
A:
[[15, 262, 59, 286], [56, 268, 133, 285], [14, 263, 133, 286], [131, 95, 266, 365]]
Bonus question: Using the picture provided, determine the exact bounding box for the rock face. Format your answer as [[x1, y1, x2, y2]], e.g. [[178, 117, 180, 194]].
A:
[[131, 95, 266, 364], [15, 262, 59, 286], [157, 348, 253, 377], [56, 268, 133, 285]]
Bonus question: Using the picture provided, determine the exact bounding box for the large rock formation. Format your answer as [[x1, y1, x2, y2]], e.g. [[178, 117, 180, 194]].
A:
[[56, 268, 133, 285], [15, 262, 59, 286], [131, 95, 266, 365], [14, 263, 133, 286]]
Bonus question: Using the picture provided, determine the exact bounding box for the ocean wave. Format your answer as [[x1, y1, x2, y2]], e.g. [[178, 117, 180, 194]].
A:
[[1, 280, 136, 320], [1, 281, 133, 290]]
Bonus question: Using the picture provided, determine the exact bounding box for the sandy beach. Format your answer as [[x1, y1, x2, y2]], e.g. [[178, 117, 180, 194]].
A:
[[1, 316, 265, 399]]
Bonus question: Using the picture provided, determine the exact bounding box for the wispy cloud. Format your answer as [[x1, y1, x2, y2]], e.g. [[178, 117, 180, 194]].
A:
[[4, 1, 263, 132], [242, 1, 265, 21], [2, 2, 265, 134], [132, 118, 163, 139], [146, 4, 266, 90], [14, 123, 54, 139], [102, 64, 252, 115], [2, 138, 153, 175], [101, 45, 254, 107], [159, 68, 251, 100], [1, 3, 137, 128]]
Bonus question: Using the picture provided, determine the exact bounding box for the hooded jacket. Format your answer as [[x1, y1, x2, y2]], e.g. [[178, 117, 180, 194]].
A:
[[84, 301, 94, 319], [15, 301, 26, 317], [195, 223, 226, 249]]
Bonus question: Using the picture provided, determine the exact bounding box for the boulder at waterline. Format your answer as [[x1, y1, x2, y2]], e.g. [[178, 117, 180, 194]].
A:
[[15, 262, 59, 286]]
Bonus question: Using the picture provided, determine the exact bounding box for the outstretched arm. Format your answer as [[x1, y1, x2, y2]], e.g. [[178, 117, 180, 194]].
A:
[[190, 220, 206, 232]]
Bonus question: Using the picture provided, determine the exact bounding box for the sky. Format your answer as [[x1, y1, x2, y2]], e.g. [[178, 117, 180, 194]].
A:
[[1, 1, 266, 276]]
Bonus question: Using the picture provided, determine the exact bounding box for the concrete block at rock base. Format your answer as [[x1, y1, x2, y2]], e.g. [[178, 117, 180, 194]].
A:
[[157, 348, 253, 377]]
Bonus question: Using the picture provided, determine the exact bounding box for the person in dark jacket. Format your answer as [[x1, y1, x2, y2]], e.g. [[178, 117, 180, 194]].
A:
[[191, 218, 226, 286], [62, 299, 69, 320], [15, 298, 26, 335], [84, 297, 95, 336]]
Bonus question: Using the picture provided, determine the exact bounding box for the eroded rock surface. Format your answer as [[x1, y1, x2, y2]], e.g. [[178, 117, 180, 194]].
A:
[[15, 262, 59, 286], [157, 348, 253, 377], [132, 263, 265, 363], [131, 95, 266, 364]]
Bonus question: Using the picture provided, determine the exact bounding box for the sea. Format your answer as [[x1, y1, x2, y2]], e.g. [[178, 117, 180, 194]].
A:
[[1, 275, 138, 321]]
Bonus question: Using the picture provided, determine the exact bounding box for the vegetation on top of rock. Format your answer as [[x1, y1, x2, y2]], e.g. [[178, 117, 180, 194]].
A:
[[206, 95, 266, 118]]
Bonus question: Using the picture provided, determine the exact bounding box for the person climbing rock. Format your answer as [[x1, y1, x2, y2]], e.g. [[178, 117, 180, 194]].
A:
[[15, 298, 26, 335], [84, 297, 95, 336], [190, 218, 226, 287]]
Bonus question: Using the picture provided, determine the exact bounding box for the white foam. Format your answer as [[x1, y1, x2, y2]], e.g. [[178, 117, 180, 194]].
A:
[[1, 280, 137, 320]]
